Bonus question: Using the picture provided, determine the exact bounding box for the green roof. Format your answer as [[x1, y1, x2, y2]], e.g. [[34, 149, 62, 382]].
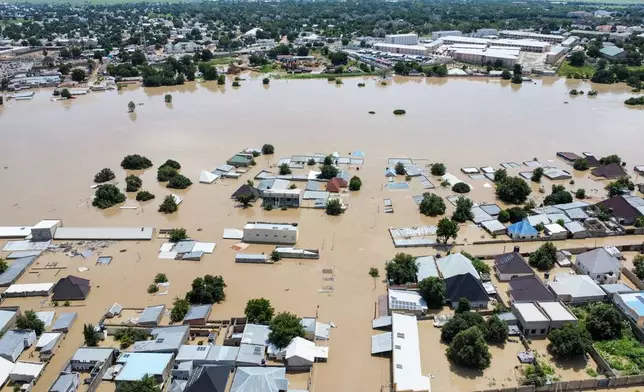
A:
[[599, 46, 624, 57], [228, 155, 252, 164]]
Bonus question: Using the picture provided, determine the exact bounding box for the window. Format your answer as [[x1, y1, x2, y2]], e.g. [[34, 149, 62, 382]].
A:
[[540, 329, 546, 334], [531, 329, 536, 334], [394, 345, 401, 350], [396, 364, 403, 369], [396, 332, 405, 339], [597, 275, 600, 278], [197, 346, 207, 351]]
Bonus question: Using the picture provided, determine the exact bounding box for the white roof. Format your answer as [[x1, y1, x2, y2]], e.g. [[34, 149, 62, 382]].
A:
[[527, 215, 550, 226], [371, 332, 393, 354], [392, 313, 431, 392], [285, 337, 315, 362], [33, 220, 60, 229], [261, 189, 301, 196], [199, 171, 219, 184], [545, 223, 567, 234], [244, 222, 297, 231], [538, 302, 576, 322], [223, 228, 243, 240], [0, 357, 13, 385], [548, 274, 605, 298], [36, 332, 62, 349], [4, 283, 54, 294], [514, 302, 548, 323], [388, 289, 428, 313], [0, 227, 32, 238], [10, 361, 44, 377], [53, 227, 154, 240], [436, 253, 480, 280]]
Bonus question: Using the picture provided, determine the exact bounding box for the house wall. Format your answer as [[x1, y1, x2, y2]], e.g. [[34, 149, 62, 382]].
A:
[[518, 319, 550, 336], [286, 356, 313, 370], [496, 268, 533, 282], [243, 227, 298, 245], [449, 300, 488, 309]]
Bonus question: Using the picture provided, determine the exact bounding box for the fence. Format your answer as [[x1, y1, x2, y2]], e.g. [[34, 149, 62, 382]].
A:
[[588, 345, 617, 377], [475, 375, 644, 392], [622, 267, 644, 290]]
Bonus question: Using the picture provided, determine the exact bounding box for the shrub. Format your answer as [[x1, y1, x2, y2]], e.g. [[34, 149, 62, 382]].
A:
[[147, 284, 159, 294], [114, 327, 150, 349], [164, 94, 172, 103], [599, 154, 622, 166], [169, 228, 187, 243], [349, 176, 362, 191], [83, 324, 101, 346], [92, 184, 126, 209], [452, 182, 470, 194], [157, 166, 179, 182], [0, 259, 7, 274], [154, 273, 168, 283], [262, 144, 275, 155], [217, 74, 226, 85], [368, 267, 380, 278], [61, 88, 72, 99], [125, 175, 142, 192], [419, 193, 446, 216], [576, 189, 586, 199], [573, 158, 589, 171], [393, 109, 406, 115], [232, 81, 241, 87], [268, 312, 305, 349], [633, 254, 644, 280], [262, 78, 270, 85], [462, 252, 490, 274], [94, 168, 115, 183], [511, 74, 523, 84], [278, 163, 292, 175], [167, 174, 192, 189], [635, 217, 644, 228], [245, 298, 275, 324], [497, 210, 510, 223], [160, 159, 181, 170], [121, 154, 153, 170], [136, 191, 155, 201], [307, 158, 316, 166], [170, 298, 190, 323], [270, 250, 282, 262], [529, 242, 557, 271], [335, 79, 343, 85], [158, 195, 178, 214], [326, 198, 344, 215], [531, 167, 544, 183], [431, 163, 447, 176], [358, 83, 365, 87], [456, 298, 471, 313], [385, 253, 418, 285]]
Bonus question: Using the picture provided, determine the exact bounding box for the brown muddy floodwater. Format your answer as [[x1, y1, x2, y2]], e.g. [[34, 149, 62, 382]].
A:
[[0, 75, 642, 392]]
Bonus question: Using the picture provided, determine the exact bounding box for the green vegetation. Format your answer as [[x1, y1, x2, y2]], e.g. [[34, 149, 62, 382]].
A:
[[167, 174, 192, 189], [548, 323, 592, 359], [576, 189, 586, 199], [529, 242, 557, 271], [585, 303, 623, 341], [393, 109, 406, 115], [385, 253, 417, 285], [625, 96, 644, 106], [436, 218, 459, 244], [447, 326, 491, 370], [169, 228, 187, 242], [349, 176, 362, 191], [462, 251, 490, 274], [0, 259, 7, 274], [494, 168, 508, 182], [245, 298, 275, 324], [531, 167, 544, 183], [128, 101, 136, 113], [125, 175, 142, 192], [158, 194, 178, 214], [268, 312, 305, 349], [369, 267, 380, 278], [452, 196, 473, 223], [270, 250, 281, 262], [119, 375, 158, 392], [170, 298, 190, 323], [83, 324, 100, 346], [92, 184, 126, 209], [16, 310, 45, 335], [232, 81, 241, 87], [185, 275, 226, 304], [262, 144, 275, 155], [419, 193, 446, 217], [573, 158, 589, 171], [635, 217, 644, 228], [607, 176, 635, 197], [506, 206, 528, 223], [262, 77, 270, 85], [544, 189, 573, 206], [485, 315, 509, 344], [326, 198, 344, 215], [279, 163, 292, 175], [307, 158, 316, 166], [496, 176, 531, 204], [394, 162, 406, 175], [114, 327, 151, 349], [318, 164, 339, 180], [147, 283, 159, 294], [237, 193, 254, 208], [165, 94, 172, 103], [157, 166, 179, 182], [558, 60, 596, 78], [279, 72, 378, 80], [154, 273, 168, 284], [511, 74, 523, 84], [497, 210, 510, 223], [456, 298, 471, 314], [94, 168, 115, 183], [431, 163, 447, 176], [121, 154, 152, 170], [442, 312, 485, 342], [522, 361, 558, 387], [595, 336, 644, 375], [452, 182, 470, 194], [161, 159, 181, 170], [633, 254, 644, 280], [418, 277, 445, 309], [136, 190, 155, 201]]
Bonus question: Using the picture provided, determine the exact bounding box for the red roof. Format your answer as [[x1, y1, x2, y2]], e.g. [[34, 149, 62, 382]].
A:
[[326, 178, 345, 193]]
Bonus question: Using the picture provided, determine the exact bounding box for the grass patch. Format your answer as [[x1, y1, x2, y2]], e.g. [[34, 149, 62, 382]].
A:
[[258, 63, 279, 73], [208, 57, 237, 66], [595, 336, 644, 375], [278, 71, 378, 80], [558, 61, 596, 78]]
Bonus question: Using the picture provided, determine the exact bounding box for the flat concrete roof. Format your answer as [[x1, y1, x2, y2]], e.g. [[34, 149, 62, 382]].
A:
[[54, 227, 154, 240]]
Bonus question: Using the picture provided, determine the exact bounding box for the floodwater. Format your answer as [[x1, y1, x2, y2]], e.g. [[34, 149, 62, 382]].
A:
[[0, 75, 642, 392]]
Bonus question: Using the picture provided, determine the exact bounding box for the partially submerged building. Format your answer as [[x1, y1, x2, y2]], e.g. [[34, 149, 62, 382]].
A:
[[114, 352, 174, 386], [512, 301, 577, 337], [508, 275, 555, 303], [69, 347, 115, 372], [614, 291, 644, 327], [494, 252, 533, 281], [230, 367, 288, 392], [0, 330, 36, 362], [35, 332, 63, 361], [261, 189, 301, 208], [51, 275, 91, 301], [137, 305, 166, 326], [242, 222, 298, 245], [444, 273, 489, 309], [391, 313, 430, 392], [388, 289, 428, 316], [183, 365, 232, 392], [596, 195, 644, 225], [507, 221, 538, 240], [575, 248, 621, 284], [548, 274, 605, 304], [183, 305, 212, 326], [131, 325, 189, 354]]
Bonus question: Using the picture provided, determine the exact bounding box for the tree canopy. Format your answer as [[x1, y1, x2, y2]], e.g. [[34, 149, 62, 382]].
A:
[[83, 324, 100, 346], [158, 195, 178, 214], [16, 310, 45, 335], [548, 323, 591, 359], [167, 174, 193, 189], [326, 198, 344, 215], [185, 275, 226, 304], [447, 326, 491, 370], [125, 175, 142, 192], [436, 218, 459, 244], [419, 193, 446, 216], [170, 298, 190, 323], [349, 176, 362, 191], [431, 163, 446, 176], [585, 303, 623, 341], [528, 242, 557, 271], [317, 164, 339, 180], [94, 168, 115, 183], [456, 298, 471, 313], [484, 315, 508, 344], [441, 312, 485, 343], [118, 375, 158, 392], [121, 154, 153, 170], [268, 312, 305, 349], [92, 184, 126, 209], [385, 253, 418, 285], [261, 144, 275, 154], [245, 298, 275, 324], [452, 196, 473, 223], [496, 176, 531, 204], [418, 277, 445, 309]]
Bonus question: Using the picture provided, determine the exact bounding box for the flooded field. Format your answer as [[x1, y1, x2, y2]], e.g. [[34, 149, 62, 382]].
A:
[[0, 76, 643, 392]]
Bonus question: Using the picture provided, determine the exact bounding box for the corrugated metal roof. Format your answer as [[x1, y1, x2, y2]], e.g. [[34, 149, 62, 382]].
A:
[[54, 227, 153, 240]]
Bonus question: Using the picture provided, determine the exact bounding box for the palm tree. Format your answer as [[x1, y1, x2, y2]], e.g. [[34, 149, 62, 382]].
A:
[[128, 101, 136, 112]]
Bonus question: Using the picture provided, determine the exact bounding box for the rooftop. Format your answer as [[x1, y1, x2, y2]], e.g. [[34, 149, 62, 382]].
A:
[[115, 352, 173, 381], [391, 313, 431, 392], [436, 253, 479, 280], [230, 367, 288, 392], [537, 302, 577, 322], [548, 274, 605, 298], [241, 324, 270, 346], [513, 302, 549, 323], [509, 275, 555, 302], [388, 289, 428, 313], [617, 292, 644, 316], [494, 252, 533, 275], [243, 222, 298, 231]]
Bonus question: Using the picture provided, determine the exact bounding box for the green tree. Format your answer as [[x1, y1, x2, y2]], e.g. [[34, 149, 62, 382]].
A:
[[394, 162, 406, 175], [431, 163, 446, 176], [318, 164, 339, 180], [263, 77, 270, 85], [436, 218, 459, 244], [237, 193, 254, 208], [452, 182, 470, 194], [121, 154, 152, 170], [497, 210, 510, 223], [484, 315, 508, 344], [307, 158, 316, 166], [147, 284, 158, 294], [201, 49, 213, 61], [419, 193, 446, 216], [165, 94, 172, 103], [569, 51, 586, 67], [573, 158, 589, 171], [513, 63, 522, 76], [441, 312, 485, 343], [452, 196, 473, 223], [83, 324, 100, 346], [128, 101, 136, 112], [268, 312, 305, 349], [217, 74, 226, 85], [575, 189, 586, 199], [599, 154, 622, 166], [94, 168, 115, 183], [528, 242, 557, 271], [349, 176, 362, 191], [16, 310, 45, 335], [531, 167, 544, 183], [0, 259, 7, 274], [158, 194, 178, 214], [154, 273, 168, 284], [501, 69, 511, 80], [544, 190, 573, 206], [270, 250, 282, 262], [585, 303, 623, 341], [125, 175, 142, 192], [157, 166, 179, 182], [262, 144, 275, 154], [60, 88, 72, 99], [130, 49, 147, 66], [326, 198, 344, 215], [633, 254, 644, 280], [245, 298, 275, 324], [136, 191, 155, 201], [447, 326, 491, 370], [161, 159, 181, 170], [170, 298, 190, 323], [369, 267, 380, 278], [167, 174, 192, 189], [186, 275, 226, 304], [507, 206, 528, 223], [279, 163, 292, 175], [169, 228, 187, 243], [118, 375, 158, 392], [456, 298, 471, 313], [548, 323, 591, 359], [92, 184, 126, 209], [496, 177, 531, 204], [494, 168, 508, 182], [511, 74, 523, 84], [385, 253, 418, 284], [418, 277, 445, 309], [462, 252, 490, 274], [71, 68, 86, 82]]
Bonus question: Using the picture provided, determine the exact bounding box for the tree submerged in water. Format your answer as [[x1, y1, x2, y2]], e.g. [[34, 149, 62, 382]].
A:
[[127, 101, 136, 112], [164, 94, 172, 103]]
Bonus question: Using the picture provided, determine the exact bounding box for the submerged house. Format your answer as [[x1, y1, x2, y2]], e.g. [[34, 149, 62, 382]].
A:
[[494, 252, 533, 281], [591, 163, 627, 179], [507, 221, 538, 240], [231, 185, 261, 201], [596, 195, 644, 225], [51, 276, 91, 301], [261, 189, 301, 208]]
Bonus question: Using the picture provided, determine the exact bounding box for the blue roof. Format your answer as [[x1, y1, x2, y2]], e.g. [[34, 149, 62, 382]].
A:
[[624, 296, 644, 316], [507, 220, 538, 236]]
